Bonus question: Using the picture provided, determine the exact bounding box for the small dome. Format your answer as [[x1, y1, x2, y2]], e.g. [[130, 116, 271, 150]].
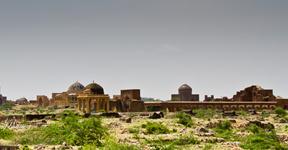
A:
[[179, 84, 192, 91], [16, 97, 28, 102], [68, 81, 85, 93], [85, 82, 104, 95]]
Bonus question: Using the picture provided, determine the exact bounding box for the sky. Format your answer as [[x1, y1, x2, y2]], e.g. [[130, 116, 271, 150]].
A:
[[0, 0, 287, 101]]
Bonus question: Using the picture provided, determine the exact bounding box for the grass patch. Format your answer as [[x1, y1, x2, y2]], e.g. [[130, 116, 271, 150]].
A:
[[146, 135, 199, 150], [176, 112, 194, 127], [203, 144, 213, 150], [275, 107, 287, 118], [241, 124, 287, 149], [236, 110, 248, 116], [194, 109, 217, 119], [0, 102, 14, 111], [128, 126, 140, 134], [213, 120, 237, 141], [261, 111, 270, 118], [0, 127, 15, 140], [142, 122, 170, 134]]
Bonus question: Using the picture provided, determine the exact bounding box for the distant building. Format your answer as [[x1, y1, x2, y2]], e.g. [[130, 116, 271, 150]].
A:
[[111, 89, 145, 112], [171, 84, 199, 101], [232, 85, 276, 101], [15, 97, 29, 105], [37, 95, 50, 107]]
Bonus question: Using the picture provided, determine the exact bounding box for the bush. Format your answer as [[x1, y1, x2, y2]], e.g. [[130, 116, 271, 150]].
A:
[[101, 141, 140, 150], [19, 112, 107, 146], [236, 110, 248, 116], [0, 127, 14, 140], [241, 124, 288, 149], [176, 112, 194, 127], [146, 135, 199, 150], [0, 102, 14, 111], [261, 111, 270, 118], [128, 127, 140, 134], [82, 139, 140, 150], [213, 120, 235, 140], [194, 109, 217, 119], [174, 135, 199, 145], [275, 107, 287, 117], [216, 120, 232, 130], [241, 130, 287, 149], [142, 122, 170, 134]]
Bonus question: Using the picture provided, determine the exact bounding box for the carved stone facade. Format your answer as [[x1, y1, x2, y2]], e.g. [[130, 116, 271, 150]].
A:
[[171, 84, 199, 101], [77, 83, 110, 113]]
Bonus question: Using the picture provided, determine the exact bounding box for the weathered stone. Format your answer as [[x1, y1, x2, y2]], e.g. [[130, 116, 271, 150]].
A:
[[182, 109, 196, 116], [100, 112, 121, 118], [222, 111, 238, 117], [246, 121, 275, 131], [149, 112, 164, 119], [120, 117, 132, 123]]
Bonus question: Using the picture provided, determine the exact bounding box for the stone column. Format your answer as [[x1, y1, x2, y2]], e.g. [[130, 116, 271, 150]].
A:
[[106, 99, 109, 112], [96, 100, 100, 112], [86, 98, 91, 113]]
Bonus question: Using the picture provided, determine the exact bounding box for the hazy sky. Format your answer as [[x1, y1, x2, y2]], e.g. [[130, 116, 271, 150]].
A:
[[0, 0, 287, 101]]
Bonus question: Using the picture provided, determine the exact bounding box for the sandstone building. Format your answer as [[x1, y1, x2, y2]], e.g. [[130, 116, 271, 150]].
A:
[[232, 85, 276, 101], [111, 89, 145, 112], [77, 82, 110, 113], [171, 84, 199, 101]]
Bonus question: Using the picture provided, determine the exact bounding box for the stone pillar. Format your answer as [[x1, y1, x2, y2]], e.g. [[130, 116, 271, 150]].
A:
[[77, 99, 80, 111], [96, 100, 100, 112], [86, 99, 91, 113], [106, 99, 109, 112]]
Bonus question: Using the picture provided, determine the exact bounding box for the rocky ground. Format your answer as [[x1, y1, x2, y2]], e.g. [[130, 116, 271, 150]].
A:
[[102, 112, 287, 150], [0, 108, 287, 150]]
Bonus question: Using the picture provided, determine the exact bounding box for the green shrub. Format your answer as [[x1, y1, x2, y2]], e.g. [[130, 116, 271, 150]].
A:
[[142, 122, 170, 134], [236, 110, 248, 116], [174, 135, 199, 145], [261, 111, 270, 118], [0, 127, 14, 140], [128, 127, 140, 134], [216, 120, 232, 130], [148, 141, 175, 150], [203, 144, 213, 150], [19, 112, 107, 146], [213, 120, 235, 140], [176, 112, 194, 127], [146, 135, 199, 150], [0, 102, 14, 111], [241, 131, 287, 149], [275, 107, 287, 117], [194, 109, 217, 119], [241, 124, 288, 149]]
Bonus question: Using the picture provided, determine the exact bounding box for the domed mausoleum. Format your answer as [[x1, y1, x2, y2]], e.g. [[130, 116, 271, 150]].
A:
[[84, 82, 104, 95], [77, 82, 110, 113], [67, 81, 85, 94], [171, 84, 199, 101]]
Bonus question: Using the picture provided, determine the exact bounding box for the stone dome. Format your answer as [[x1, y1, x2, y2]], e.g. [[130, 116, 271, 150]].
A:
[[85, 82, 104, 95], [67, 81, 85, 93], [179, 84, 192, 91]]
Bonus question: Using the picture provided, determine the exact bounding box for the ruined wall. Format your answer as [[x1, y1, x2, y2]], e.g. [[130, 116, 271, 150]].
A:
[[233, 86, 276, 101], [37, 95, 50, 107], [121, 89, 141, 100]]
